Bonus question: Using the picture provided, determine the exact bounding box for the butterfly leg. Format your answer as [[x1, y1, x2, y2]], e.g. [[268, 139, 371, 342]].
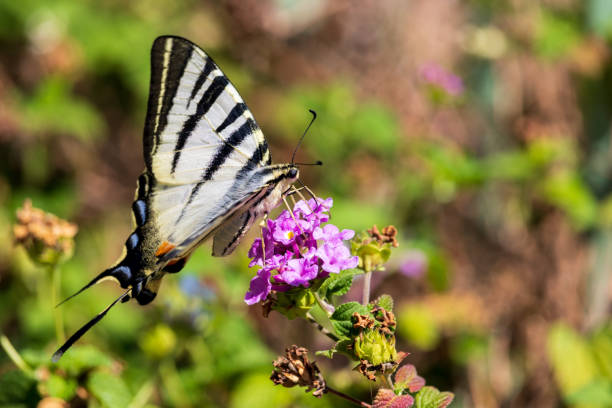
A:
[[282, 195, 303, 234]]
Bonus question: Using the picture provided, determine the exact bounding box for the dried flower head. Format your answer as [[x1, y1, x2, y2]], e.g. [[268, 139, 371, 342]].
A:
[[271, 345, 327, 397], [13, 199, 78, 265], [368, 225, 399, 248]]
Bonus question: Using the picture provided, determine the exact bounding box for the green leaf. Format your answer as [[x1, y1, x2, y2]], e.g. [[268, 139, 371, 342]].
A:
[[319, 269, 359, 298], [87, 370, 132, 408], [331, 319, 354, 339], [414, 386, 454, 408], [330, 302, 368, 338], [375, 294, 394, 311], [0, 370, 38, 405], [315, 348, 336, 359], [331, 302, 369, 321], [316, 339, 354, 360], [55, 345, 112, 375]]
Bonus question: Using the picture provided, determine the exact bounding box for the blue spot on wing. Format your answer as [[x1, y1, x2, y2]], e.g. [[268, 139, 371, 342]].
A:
[[132, 200, 147, 226]]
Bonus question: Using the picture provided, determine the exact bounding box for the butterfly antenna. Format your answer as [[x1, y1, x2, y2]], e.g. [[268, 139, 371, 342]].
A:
[[291, 109, 317, 165], [52, 288, 131, 362]]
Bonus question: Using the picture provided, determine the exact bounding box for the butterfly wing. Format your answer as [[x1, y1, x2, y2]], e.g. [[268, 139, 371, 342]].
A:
[[143, 36, 276, 260]]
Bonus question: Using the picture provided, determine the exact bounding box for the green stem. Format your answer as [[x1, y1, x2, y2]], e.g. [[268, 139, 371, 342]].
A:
[[0, 335, 33, 375], [314, 292, 335, 316], [306, 312, 339, 342], [50, 264, 65, 343]]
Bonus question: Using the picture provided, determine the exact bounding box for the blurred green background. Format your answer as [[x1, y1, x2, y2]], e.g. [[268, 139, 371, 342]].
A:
[[1, 0, 612, 407]]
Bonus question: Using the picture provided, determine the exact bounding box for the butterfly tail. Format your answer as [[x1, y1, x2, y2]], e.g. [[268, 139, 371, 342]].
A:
[[52, 288, 131, 362]]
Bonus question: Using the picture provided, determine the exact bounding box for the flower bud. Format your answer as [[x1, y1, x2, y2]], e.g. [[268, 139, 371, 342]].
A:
[[354, 329, 398, 366], [272, 288, 316, 319]]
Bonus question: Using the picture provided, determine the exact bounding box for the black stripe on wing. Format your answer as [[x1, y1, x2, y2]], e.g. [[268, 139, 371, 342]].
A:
[[143, 36, 194, 171], [216, 103, 247, 134], [188, 58, 215, 108], [171, 75, 230, 173], [176, 118, 260, 222]]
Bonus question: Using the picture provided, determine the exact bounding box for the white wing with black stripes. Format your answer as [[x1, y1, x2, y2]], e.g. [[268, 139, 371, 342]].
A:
[[144, 36, 274, 256], [52, 35, 300, 361]]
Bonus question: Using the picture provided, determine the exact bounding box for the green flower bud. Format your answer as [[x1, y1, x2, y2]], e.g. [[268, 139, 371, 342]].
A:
[[273, 288, 316, 319], [354, 330, 397, 366]]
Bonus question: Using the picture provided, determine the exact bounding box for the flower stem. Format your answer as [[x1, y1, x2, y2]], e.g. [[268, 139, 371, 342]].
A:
[[326, 386, 372, 407], [0, 334, 33, 375], [362, 271, 371, 305], [306, 312, 339, 342], [314, 292, 335, 316], [50, 264, 65, 343]]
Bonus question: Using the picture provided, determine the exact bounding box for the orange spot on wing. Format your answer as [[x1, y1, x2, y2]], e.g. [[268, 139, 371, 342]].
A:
[[166, 258, 181, 266], [155, 241, 176, 257]]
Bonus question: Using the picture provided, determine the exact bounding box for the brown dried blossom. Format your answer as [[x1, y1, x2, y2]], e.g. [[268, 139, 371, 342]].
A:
[[353, 312, 377, 330], [13, 199, 78, 265], [367, 225, 399, 248], [271, 345, 327, 397], [372, 306, 397, 335]]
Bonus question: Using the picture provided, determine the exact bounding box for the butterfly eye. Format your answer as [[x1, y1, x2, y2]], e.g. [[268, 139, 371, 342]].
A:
[[288, 168, 298, 179]]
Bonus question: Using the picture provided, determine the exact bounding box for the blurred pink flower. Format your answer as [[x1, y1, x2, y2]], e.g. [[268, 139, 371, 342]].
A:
[[420, 63, 464, 96], [399, 250, 427, 278]]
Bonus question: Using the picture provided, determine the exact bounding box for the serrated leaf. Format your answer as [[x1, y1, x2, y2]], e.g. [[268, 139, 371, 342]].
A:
[[394, 364, 425, 393], [87, 370, 132, 408], [331, 302, 369, 321], [331, 302, 369, 338], [331, 319, 354, 339], [374, 388, 414, 408], [375, 294, 394, 311], [320, 269, 359, 298], [414, 386, 454, 408]]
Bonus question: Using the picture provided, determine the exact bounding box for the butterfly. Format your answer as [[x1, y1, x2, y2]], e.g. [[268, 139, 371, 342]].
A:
[[52, 36, 302, 361]]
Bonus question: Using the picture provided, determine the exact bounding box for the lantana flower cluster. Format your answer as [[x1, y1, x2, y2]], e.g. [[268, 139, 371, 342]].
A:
[[245, 198, 358, 305]]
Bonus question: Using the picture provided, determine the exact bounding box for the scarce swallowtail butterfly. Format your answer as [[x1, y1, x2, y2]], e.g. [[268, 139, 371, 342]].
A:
[[53, 36, 302, 361]]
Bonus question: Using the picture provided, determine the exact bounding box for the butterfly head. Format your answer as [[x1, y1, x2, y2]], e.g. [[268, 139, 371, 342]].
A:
[[287, 166, 299, 180]]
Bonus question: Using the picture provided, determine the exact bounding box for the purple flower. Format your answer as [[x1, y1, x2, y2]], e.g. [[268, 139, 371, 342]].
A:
[[244, 197, 357, 305], [245, 267, 273, 305], [420, 63, 464, 96], [272, 211, 301, 245], [278, 256, 318, 286], [313, 224, 355, 247], [317, 243, 359, 274]]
